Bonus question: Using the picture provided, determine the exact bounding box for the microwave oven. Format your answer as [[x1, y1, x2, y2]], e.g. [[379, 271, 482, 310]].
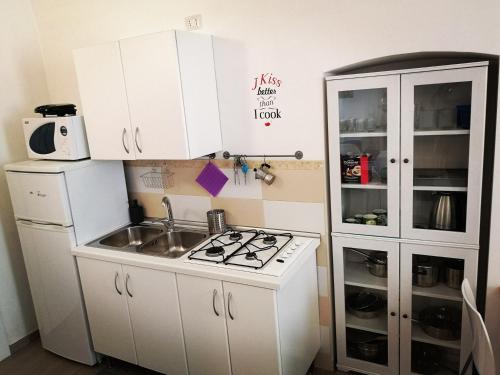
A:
[[22, 116, 90, 160]]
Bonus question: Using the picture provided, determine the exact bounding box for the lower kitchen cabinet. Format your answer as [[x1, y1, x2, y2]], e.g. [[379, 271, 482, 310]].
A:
[[77, 258, 136, 364], [332, 236, 478, 375], [399, 244, 477, 375], [177, 251, 320, 375], [176, 275, 231, 375], [77, 257, 188, 375]]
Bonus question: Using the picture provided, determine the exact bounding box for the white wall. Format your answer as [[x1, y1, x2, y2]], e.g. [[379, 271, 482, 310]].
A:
[[0, 0, 49, 347], [29, 0, 500, 366]]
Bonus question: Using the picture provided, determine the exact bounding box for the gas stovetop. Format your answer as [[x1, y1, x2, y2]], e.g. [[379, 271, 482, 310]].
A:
[[185, 228, 312, 277]]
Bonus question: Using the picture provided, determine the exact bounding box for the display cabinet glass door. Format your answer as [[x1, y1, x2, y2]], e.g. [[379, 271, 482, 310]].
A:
[[399, 244, 477, 375], [400, 67, 487, 245], [327, 75, 400, 237], [333, 236, 399, 375]]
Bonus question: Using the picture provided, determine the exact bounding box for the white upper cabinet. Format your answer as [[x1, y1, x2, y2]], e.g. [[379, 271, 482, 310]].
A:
[[73, 30, 222, 160], [73, 42, 134, 160], [400, 67, 487, 245], [327, 74, 401, 238]]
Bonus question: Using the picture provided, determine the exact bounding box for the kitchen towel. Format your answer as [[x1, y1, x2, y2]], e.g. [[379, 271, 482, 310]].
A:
[[196, 162, 228, 197]]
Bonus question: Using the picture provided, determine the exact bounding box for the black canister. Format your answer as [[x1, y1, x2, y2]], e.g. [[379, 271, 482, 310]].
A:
[[129, 199, 145, 225]]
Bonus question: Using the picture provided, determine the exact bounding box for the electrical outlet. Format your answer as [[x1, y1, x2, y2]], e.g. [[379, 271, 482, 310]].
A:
[[185, 14, 202, 30]]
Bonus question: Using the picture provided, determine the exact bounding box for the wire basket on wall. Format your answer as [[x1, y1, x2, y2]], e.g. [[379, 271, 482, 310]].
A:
[[140, 167, 174, 189]]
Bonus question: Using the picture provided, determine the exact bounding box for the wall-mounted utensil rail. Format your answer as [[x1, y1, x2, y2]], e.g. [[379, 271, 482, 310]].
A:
[[222, 151, 303, 160]]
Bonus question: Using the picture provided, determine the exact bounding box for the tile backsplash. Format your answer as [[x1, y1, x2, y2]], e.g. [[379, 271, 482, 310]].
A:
[[124, 158, 334, 369]]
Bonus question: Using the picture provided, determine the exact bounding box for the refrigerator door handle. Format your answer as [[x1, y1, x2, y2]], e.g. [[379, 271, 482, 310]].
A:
[[16, 220, 73, 233]]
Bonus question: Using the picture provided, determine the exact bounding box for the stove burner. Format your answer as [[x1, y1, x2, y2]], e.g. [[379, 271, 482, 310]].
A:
[[229, 232, 243, 241], [262, 236, 277, 245], [206, 246, 225, 257], [245, 252, 258, 260]]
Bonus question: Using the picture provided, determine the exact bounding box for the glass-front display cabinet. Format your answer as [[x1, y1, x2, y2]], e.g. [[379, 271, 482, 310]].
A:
[[399, 244, 477, 375], [400, 67, 487, 245], [333, 236, 400, 375], [327, 75, 400, 237]]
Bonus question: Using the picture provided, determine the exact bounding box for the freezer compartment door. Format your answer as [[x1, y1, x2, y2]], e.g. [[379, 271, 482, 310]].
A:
[[6, 171, 73, 226], [16, 221, 96, 365]]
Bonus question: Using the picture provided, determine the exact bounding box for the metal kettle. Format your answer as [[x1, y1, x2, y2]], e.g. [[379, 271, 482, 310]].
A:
[[429, 192, 456, 231]]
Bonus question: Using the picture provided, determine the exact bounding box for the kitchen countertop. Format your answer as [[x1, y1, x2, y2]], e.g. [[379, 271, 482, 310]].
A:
[[72, 222, 320, 290]]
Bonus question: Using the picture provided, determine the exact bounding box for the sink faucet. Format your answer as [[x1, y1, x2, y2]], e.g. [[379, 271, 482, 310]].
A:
[[161, 196, 174, 231]]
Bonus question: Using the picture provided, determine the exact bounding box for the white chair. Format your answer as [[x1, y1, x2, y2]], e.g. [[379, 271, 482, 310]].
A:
[[460, 279, 496, 375]]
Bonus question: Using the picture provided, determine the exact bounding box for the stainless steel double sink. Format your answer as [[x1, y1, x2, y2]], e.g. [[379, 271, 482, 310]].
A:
[[88, 224, 209, 259]]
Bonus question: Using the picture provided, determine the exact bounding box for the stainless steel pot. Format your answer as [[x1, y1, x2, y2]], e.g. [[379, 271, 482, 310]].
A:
[[413, 256, 440, 287], [365, 252, 388, 278], [346, 291, 385, 319], [348, 248, 388, 278], [445, 259, 464, 290], [416, 305, 461, 341]]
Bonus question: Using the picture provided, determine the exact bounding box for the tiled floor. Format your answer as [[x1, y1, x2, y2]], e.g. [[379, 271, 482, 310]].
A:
[[0, 338, 342, 375]]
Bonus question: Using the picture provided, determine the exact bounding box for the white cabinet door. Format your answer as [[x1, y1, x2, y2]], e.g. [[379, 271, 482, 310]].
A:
[[6, 172, 72, 226], [224, 282, 281, 375], [399, 244, 477, 375], [16, 223, 95, 364], [122, 265, 188, 375], [73, 41, 135, 160], [332, 235, 399, 375], [77, 258, 136, 364], [177, 274, 231, 375], [327, 75, 400, 237], [120, 31, 189, 159], [400, 67, 487, 245]]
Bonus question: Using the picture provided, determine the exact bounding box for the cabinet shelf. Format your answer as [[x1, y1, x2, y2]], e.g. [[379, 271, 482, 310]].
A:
[[414, 129, 470, 136], [412, 185, 467, 192], [412, 283, 463, 302], [411, 323, 461, 350], [340, 132, 387, 138], [342, 183, 388, 190], [345, 311, 388, 335], [344, 262, 388, 290]]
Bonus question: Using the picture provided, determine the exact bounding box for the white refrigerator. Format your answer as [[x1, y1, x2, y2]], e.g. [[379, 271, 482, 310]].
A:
[[4, 159, 129, 365]]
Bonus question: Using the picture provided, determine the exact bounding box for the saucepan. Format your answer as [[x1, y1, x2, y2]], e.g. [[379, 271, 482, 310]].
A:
[[346, 291, 385, 319], [413, 305, 461, 340], [347, 330, 387, 362], [348, 248, 388, 278], [413, 256, 440, 287]]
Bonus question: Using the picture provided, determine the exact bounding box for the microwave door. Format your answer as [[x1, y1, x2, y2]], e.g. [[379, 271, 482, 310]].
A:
[[29, 122, 56, 155]]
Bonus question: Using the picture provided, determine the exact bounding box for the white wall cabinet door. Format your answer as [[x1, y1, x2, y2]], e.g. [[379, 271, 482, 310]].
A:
[[223, 282, 281, 375], [332, 236, 400, 375], [122, 265, 188, 375], [73, 41, 135, 160], [400, 66, 487, 245], [327, 74, 400, 238], [177, 274, 231, 375], [399, 244, 478, 375], [76, 258, 137, 364], [119, 31, 189, 159], [74, 31, 221, 161]]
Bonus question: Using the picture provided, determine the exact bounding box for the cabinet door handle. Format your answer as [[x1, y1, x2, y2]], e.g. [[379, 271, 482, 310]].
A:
[[125, 274, 133, 298], [122, 128, 130, 154], [114, 272, 122, 295], [227, 292, 234, 320], [134, 127, 142, 153], [390, 158, 396, 164], [212, 289, 220, 316], [403, 158, 410, 164]]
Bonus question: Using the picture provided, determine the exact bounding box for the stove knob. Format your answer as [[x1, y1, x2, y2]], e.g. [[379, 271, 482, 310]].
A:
[[295, 240, 303, 246], [291, 243, 297, 250], [286, 250, 294, 255], [277, 259, 285, 263], [281, 254, 290, 259]]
